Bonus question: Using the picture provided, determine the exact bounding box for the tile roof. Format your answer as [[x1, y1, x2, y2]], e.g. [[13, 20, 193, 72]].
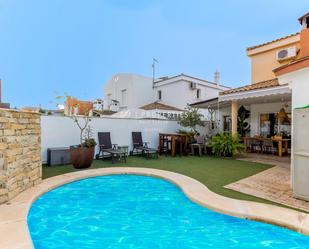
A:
[[140, 102, 183, 111], [246, 33, 299, 51], [273, 56, 309, 76], [219, 78, 279, 95]]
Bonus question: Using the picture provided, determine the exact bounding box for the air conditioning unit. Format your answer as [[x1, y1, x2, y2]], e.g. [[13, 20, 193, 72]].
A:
[[276, 46, 297, 61], [190, 82, 197, 90]]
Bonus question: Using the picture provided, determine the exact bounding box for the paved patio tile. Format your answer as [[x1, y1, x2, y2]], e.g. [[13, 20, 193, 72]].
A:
[[225, 154, 309, 212]]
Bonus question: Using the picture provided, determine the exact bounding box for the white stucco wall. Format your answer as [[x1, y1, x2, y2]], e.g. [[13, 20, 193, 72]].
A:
[[103, 73, 154, 110], [154, 80, 220, 110], [41, 116, 181, 163], [103, 74, 227, 119], [277, 67, 309, 198], [278, 68, 309, 109]]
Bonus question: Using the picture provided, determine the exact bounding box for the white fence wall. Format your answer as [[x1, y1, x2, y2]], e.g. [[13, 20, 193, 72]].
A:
[[41, 116, 181, 163]]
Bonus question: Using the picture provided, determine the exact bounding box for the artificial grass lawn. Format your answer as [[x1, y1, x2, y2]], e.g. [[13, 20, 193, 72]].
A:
[[43, 155, 275, 205]]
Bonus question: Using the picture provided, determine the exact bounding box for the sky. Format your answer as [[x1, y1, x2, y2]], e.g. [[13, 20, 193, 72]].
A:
[[0, 0, 308, 109]]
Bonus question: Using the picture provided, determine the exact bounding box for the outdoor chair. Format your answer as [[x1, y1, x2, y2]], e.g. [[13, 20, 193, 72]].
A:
[[96, 132, 127, 163], [244, 138, 252, 152], [262, 139, 276, 155], [132, 132, 158, 159], [159, 134, 172, 156], [190, 134, 205, 156], [251, 138, 262, 153]]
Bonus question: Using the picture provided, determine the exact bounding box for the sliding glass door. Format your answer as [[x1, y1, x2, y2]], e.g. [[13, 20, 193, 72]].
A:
[[259, 113, 291, 138]]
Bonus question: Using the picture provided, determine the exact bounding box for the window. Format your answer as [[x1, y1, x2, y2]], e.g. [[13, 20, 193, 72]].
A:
[[223, 115, 231, 132], [158, 90, 162, 100], [121, 89, 127, 106], [196, 89, 201, 99]]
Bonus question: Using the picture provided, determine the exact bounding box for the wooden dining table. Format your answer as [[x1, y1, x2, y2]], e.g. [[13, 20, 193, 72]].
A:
[[243, 136, 290, 158], [159, 133, 188, 157]]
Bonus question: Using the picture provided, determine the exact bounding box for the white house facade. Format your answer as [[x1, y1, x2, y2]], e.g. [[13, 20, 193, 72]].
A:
[[103, 73, 154, 112], [103, 73, 230, 119], [153, 74, 230, 110]]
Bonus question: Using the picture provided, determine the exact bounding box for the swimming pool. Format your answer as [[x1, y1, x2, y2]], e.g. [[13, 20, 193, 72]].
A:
[[28, 175, 309, 249]]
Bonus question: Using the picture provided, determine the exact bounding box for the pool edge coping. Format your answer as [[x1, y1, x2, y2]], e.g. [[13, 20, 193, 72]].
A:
[[1, 167, 309, 249]]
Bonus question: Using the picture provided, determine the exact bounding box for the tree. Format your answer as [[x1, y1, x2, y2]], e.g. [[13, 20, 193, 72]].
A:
[[178, 106, 204, 134], [237, 105, 250, 137]]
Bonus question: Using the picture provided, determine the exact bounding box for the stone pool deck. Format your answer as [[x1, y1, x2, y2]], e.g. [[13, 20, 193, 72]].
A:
[[225, 154, 309, 212], [1, 167, 309, 249]]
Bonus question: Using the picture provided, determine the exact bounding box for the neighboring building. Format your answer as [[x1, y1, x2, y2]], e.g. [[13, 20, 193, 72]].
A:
[[103, 73, 154, 112], [93, 99, 104, 111], [0, 103, 10, 109], [103, 73, 230, 119], [153, 74, 230, 111], [64, 96, 93, 116]]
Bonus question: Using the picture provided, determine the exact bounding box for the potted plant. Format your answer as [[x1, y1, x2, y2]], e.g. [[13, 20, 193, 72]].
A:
[[55, 95, 97, 169], [69, 113, 97, 169], [237, 105, 250, 137]]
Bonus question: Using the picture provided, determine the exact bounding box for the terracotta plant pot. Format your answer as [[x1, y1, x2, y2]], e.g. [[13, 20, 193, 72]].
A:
[[70, 146, 95, 169]]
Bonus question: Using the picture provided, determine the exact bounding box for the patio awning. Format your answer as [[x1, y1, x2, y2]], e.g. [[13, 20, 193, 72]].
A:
[[219, 84, 291, 102], [191, 79, 291, 109]]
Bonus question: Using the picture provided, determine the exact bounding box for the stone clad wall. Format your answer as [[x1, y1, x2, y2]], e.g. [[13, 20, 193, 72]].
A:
[[0, 109, 41, 203]]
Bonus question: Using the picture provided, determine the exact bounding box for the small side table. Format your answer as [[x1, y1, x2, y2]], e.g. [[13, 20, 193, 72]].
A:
[[109, 150, 127, 164], [118, 145, 129, 156], [144, 149, 158, 159]]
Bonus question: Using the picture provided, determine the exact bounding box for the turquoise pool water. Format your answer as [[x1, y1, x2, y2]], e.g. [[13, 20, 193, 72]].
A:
[[28, 175, 309, 249]]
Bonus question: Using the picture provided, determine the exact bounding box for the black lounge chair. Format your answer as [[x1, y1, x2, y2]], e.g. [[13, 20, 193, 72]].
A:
[[132, 132, 158, 159], [96, 132, 126, 163]]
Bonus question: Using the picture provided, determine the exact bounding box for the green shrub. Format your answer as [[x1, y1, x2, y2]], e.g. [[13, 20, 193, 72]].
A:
[[82, 138, 97, 148], [237, 105, 250, 137], [210, 132, 245, 157]]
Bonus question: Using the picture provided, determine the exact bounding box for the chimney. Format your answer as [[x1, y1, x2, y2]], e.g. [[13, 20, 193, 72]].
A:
[[298, 12, 309, 57]]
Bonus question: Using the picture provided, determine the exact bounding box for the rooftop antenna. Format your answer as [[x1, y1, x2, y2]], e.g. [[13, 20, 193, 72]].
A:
[[152, 58, 158, 88]]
